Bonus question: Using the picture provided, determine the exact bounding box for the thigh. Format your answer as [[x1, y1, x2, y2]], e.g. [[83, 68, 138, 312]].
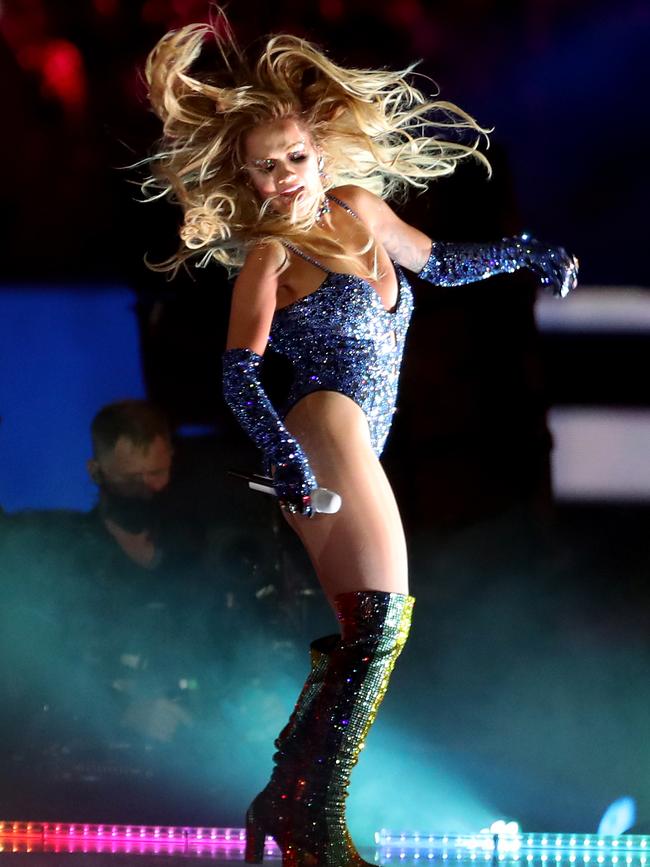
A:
[[282, 391, 408, 604]]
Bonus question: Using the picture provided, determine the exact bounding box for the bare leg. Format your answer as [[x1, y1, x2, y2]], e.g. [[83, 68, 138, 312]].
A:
[[245, 392, 412, 866], [282, 390, 409, 603]]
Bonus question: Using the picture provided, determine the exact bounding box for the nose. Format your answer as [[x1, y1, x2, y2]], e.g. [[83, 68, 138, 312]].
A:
[[276, 163, 298, 188]]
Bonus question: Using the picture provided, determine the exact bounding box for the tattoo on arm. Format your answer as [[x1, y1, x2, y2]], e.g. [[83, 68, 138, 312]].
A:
[[383, 227, 431, 273]]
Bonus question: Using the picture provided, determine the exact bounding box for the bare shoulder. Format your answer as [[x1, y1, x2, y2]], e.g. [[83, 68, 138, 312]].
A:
[[238, 241, 285, 286], [233, 241, 287, 306], [330, 185, 431, 272], [227, 242, 285, 353], [330, 184, 389, 227]]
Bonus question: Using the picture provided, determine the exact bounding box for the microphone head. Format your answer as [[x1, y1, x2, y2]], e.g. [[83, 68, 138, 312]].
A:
[[312, 487, 342, 514]]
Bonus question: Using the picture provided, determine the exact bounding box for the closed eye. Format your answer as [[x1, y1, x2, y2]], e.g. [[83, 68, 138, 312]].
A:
[[248, 151, 308, 174], [253, 159, 276, 174]]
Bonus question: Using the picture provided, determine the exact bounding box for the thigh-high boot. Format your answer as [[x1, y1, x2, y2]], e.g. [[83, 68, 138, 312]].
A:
[[244, 633, 338, 861], [245, 590, 414, 867]]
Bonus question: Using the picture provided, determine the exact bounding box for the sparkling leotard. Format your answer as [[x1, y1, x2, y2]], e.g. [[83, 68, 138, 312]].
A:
[[224, 199, 575, 502], [267, 196, 414, 457]]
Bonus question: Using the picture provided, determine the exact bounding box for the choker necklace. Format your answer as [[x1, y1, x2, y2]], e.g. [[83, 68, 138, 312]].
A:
[[316, 194, 331, 224]]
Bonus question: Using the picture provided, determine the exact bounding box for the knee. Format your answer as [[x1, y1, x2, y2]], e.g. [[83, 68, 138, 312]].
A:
[[334, 590, 414, 654]]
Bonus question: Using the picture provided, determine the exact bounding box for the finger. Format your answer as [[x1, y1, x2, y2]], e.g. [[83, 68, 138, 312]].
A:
[[279, 498, 298, 515]]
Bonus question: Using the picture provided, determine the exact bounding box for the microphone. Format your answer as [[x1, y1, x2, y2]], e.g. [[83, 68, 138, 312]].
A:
[[227, 470, 342, 514]]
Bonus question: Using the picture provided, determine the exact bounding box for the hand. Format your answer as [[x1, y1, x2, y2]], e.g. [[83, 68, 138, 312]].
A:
[[519, 234, 579, 298], [279, 493, 313, 518], [273, 462, 315, 518]]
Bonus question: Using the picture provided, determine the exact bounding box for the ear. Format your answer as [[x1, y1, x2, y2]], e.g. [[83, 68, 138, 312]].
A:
[[87, 459, 101, 484]]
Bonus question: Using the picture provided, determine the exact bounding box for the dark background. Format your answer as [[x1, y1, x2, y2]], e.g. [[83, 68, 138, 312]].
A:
[[1, 0, 649, 843]]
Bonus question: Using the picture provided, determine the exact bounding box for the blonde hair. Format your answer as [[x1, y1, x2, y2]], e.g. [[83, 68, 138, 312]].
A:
[[142, 11, 490, 277]]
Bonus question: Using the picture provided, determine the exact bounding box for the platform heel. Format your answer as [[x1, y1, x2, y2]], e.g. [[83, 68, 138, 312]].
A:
[[243, 636, 336, 864], [244, 802, 268, 863]]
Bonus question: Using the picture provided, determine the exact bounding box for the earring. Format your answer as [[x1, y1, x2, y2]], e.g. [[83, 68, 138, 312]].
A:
[[318, 154, 330, 188]]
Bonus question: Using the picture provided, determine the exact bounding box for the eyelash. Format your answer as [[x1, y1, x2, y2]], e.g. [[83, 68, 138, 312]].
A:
[[258, 153, 308, 174]]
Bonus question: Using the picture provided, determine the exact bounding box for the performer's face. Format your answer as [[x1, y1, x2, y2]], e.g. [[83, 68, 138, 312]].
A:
[[244, 118, 324, 216]]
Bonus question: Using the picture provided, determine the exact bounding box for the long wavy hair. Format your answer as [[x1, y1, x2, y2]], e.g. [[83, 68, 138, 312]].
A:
[[142, 10, 490, 277]]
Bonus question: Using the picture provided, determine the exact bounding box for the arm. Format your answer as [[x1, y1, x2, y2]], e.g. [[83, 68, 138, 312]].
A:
[[223, 245, 316, 516], [339, 185, 578, 298], [415, 234, 578, 298]]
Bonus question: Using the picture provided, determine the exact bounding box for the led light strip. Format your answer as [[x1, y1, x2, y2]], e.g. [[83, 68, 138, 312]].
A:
[[5, 822, 646, 862], [0, 821, 280, 854], [379, 853, 649, 864], [375, 832, 650, 859]]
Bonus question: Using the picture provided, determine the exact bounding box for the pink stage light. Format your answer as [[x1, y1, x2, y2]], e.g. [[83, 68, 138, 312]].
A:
[[0, 821, 280, 858]]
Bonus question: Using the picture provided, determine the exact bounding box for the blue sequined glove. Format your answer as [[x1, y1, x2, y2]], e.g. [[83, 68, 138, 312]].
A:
[[418, 234, 578, 298], [222, 347, 316, 516]]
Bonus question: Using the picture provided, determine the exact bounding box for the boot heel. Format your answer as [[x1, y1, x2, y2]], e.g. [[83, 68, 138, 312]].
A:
[[245, 812, 267, 863]]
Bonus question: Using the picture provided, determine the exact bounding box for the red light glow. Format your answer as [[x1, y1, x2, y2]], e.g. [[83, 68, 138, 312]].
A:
[[93, 0, 119, 15], [41, 39, 87, 111]]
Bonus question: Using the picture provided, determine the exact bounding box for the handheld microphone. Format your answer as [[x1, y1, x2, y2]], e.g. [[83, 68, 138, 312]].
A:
[[227, 470, 342, 514]]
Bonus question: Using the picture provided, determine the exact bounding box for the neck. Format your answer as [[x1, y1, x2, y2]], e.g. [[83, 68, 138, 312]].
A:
[[103, 516, 160, 570]]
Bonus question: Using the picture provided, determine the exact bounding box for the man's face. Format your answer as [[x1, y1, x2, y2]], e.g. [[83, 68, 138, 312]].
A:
[[89, 435, 173, 499]]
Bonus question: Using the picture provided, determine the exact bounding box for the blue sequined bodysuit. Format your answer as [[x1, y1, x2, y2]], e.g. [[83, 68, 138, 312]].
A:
[[267, 196, 414, 457], [223, 198, 575, 505]]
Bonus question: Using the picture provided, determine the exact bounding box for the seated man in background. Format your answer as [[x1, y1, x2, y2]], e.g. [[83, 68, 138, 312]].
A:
[[0, 399, 313, 775], [88, 400, 175, 570], [0, 400, 210, 754]]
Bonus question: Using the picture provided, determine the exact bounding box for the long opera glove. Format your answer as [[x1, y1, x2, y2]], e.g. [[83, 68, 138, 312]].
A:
[[418, 234, 578, 298], [222, 347, 316, 515]]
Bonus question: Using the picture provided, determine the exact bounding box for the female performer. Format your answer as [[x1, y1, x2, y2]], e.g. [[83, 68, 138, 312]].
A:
[[144, 16, 577, 867]]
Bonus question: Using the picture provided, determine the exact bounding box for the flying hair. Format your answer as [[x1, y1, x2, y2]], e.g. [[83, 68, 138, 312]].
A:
[[141, 8, 491, 277]]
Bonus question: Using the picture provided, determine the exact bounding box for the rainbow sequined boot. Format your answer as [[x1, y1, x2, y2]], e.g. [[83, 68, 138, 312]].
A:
[[244, 633, 337, 861], [245, 590, 414, 867]]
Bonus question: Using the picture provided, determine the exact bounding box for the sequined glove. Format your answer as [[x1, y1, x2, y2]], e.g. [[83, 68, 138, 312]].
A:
[[418, 234, 578, 298], [222, 347, 316, 516]]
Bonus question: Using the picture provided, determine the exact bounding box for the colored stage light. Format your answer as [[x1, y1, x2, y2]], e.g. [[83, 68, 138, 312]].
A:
[[0, 821, 280, 857], [375, 831, 650, 865]]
